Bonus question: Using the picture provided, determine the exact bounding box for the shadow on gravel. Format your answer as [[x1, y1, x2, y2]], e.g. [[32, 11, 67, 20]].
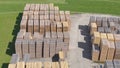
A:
[[78, 25, 92, 60], [2, 13, 22, 68]]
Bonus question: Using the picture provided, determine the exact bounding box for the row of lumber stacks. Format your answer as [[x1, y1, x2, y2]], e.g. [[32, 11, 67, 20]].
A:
[[90, 16, 120, 62], [8, 61, 69, 68], [21, 4, 71, 34], [90, 16, 120, 34], [15, 3, 70, 59], [15, 31, 69, 58], [8, 52, 69, 68], [104, 60, 120, 68]]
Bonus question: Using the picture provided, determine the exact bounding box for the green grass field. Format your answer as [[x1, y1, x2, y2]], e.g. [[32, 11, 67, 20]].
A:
[[0, 0, 120, 68]]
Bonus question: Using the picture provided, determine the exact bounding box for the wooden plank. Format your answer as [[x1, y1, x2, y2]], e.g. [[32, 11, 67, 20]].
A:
[[63, 32, 69, 43], [28, 20, 34, 34], [49, 39, 56, 57], [24, 32, 32, 39], [36, 62, 42, 68], [22, 39, 29, 56], [20, 19, 27, 30], [60, 61, 68, 68], [34, 19, 39, 32], [45, 20, 51, 32], [96, 17, 102, 27], [93, 32, 100, 45], [17, 62, 25, 68], [45, 32, 51, 39], [100, 39, 109, 62], [40, 20, 45, 34], [114, 34, 120, 41], [16, 31, 25, 39], [10, 54, 19, 64], [100, 33, 107, 39], [43, 39, 50, 58], [92, 44, 100, 61], [29, 14, 34, 20], [114, 41, 120, 59], [22, 15, 28, 20], [24, 4, 30, 11], [15, 39, 23, 58], [29, 39, 35, 58], [60, 14, 65, 22], [30, 4, 35, 11], [104, 60, 114, 68], [23, 54, 30, 62], [34, 14, 39, 20], [8, 64, 16, 68], [59, 51, 64, 61], [89, 16, 96, 24], [107, 41, 115, 60], [104, 27, 111, 33], [55, 15, 60, 22], [90, 23, 97, 35], [44, 62, 51, 68], [113, 60, 120, 68], [44, 14, 49, 20], [108, 22, 115, 31], [57, 22, 62, 32], [36, 39, 43, 58], [35, 4, 39, 11], [51, 22, 57, 32], [62, 22, 69, 32], [97, 27, 104, 33], [52, 62, 60, 68], [107, 33, 114, 41], [33, 32, 44, 40]]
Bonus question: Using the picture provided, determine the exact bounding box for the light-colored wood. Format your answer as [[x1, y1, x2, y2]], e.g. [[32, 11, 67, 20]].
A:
[[114, 34, 120, 41], [90, 23, 97, 35], [8, 64, 16, 68], [92, 44, 100, 61], [107, 33, 114, 41], [60, 61, 68, 68], [100, 39, 109, 62], [100, 33, 107, 39], [52, 62, 60, 68], [17, 62, 25, 68], [44, 62, 51, 68], [59, 51, 64, 61], [93, 32, 100, 45], [107, 41, 115, 60], [62, 22, 69, 32], [36, 62, 42, 68]]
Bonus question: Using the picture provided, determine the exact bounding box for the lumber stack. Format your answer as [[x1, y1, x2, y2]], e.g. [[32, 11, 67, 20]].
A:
[[8, 61, 69, 68], [104, 60, 120, 68], [9, 51, 69, 68], [90, 16, 120, 62], [15, 3, 70, 59]]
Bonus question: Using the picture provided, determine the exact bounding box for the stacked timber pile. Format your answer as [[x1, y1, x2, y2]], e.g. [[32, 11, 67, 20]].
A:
[[90, 16, 120, 62], [8, 51, 69, 68], [104, 60, 120, 68], [8, 61, 69, 68], [15, 3, 70, 59]]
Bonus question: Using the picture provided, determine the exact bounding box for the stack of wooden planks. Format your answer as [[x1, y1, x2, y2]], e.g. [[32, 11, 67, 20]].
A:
[[15, 3, 70, 59], [90, 16, 120, 62], [104, 60, 120, 68], [8, 61, 69, 68]]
